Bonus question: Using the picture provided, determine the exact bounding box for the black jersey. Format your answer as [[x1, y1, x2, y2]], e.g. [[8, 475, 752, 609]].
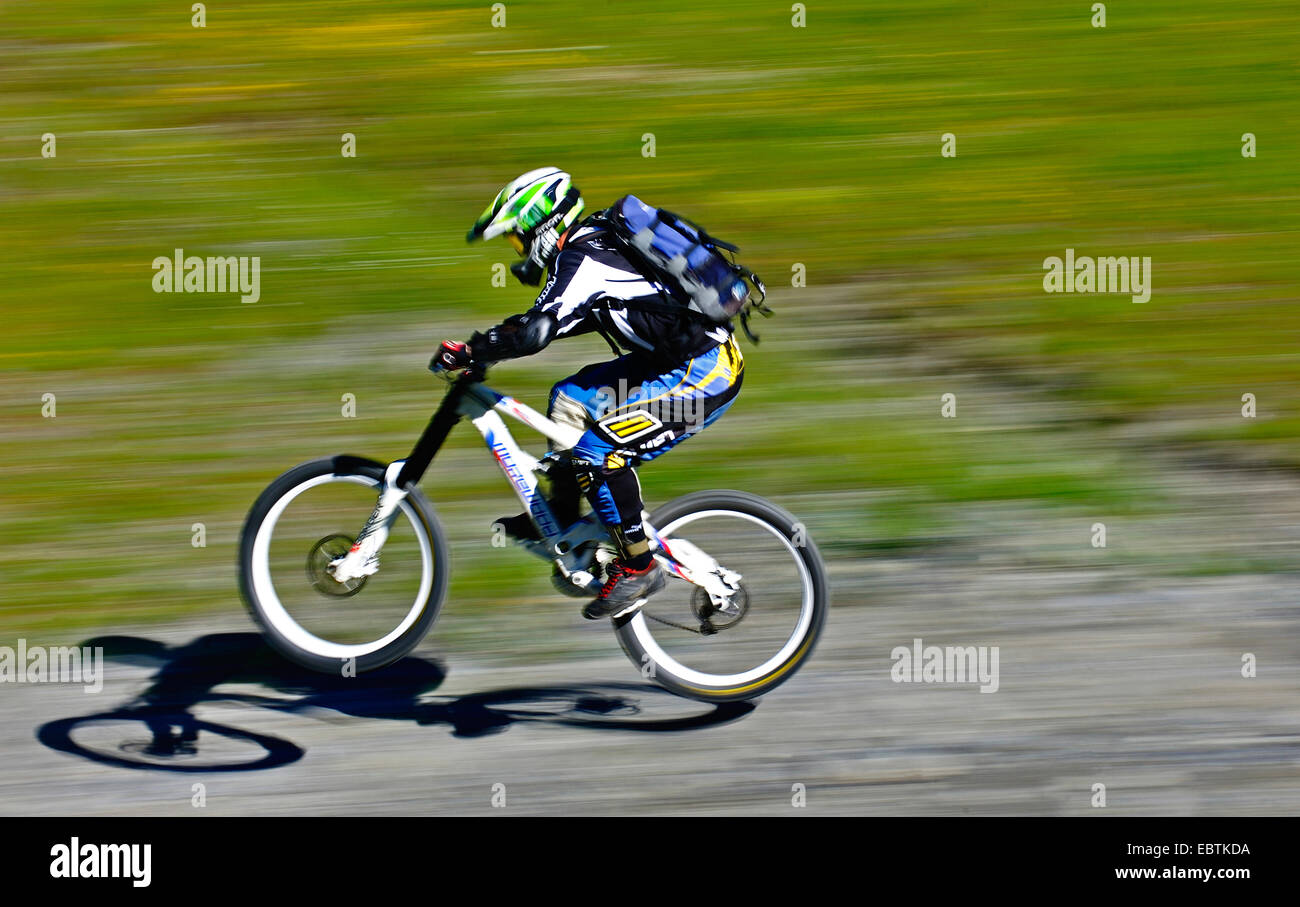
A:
[[531, 223, 732, 362]]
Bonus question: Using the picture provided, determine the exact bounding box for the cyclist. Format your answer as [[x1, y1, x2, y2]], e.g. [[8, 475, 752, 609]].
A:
[[436, 167, 744, 620]]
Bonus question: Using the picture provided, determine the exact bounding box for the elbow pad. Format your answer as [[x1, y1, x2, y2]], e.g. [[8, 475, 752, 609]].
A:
[[470, 310, 557, 362]]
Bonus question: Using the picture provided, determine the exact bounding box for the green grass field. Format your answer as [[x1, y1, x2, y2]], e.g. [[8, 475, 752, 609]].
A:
[[2, 0, 1297, 635]]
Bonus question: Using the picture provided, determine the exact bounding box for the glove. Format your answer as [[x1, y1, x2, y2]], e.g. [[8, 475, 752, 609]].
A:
[[432, 339, 473, 372]]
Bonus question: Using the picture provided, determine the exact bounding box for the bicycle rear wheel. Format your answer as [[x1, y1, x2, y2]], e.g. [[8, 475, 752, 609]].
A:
[[615, 491, 829, 702]]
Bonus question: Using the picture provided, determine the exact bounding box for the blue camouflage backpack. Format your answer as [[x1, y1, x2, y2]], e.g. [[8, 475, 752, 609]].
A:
[[598, 195, 772, 341]]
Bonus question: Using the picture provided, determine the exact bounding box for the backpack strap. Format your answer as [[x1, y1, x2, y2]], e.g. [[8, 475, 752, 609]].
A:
[[580, 292, 627, 356], [734, 269, 772, 343], [653, 206, 740, 253], [595, 326, 623, 357]]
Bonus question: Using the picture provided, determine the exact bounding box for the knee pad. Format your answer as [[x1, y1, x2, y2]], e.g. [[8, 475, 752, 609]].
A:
[[547, 388, 589, 449]]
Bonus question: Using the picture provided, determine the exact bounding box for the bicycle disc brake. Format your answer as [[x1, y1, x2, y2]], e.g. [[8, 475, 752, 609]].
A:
[[691, 582, 749, 634], [308, 534, 368, 596]]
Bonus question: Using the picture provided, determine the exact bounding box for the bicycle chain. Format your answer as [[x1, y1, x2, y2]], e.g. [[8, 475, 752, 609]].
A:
[[644, 611, 712, 635]]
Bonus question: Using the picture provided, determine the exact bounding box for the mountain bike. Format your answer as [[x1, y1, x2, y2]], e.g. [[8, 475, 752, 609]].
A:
[[237, 360, 828, 702]]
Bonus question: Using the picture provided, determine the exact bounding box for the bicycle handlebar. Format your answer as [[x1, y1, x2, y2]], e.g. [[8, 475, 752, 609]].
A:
[[428, 355, 488, 384]]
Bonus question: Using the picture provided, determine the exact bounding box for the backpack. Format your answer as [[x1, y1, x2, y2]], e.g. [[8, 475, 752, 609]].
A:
[[595, 195, 773, 342]]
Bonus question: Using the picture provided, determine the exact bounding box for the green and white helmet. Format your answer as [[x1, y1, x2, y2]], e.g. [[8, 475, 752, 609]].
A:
[[466, 167, 585, 284]]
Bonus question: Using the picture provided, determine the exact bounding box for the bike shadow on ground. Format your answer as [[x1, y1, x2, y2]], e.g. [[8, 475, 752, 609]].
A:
[[37, 633, 756, 771]]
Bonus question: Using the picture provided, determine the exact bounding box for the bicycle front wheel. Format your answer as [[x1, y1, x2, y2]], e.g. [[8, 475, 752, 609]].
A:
[[616, 491, 829, 702], [238, 455, 449, 674]]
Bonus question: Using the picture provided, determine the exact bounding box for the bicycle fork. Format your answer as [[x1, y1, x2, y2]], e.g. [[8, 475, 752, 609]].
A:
[[327, 376, 472, 584], [328, 461, 410, 583]]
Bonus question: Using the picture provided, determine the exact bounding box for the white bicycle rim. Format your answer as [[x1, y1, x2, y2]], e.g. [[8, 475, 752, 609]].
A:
[[634, 508, 814, 688], [250, 474, 434, 660]]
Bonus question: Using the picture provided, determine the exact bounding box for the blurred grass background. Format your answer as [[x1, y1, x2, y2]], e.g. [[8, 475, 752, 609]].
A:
[[1, 0, 1297, 636]]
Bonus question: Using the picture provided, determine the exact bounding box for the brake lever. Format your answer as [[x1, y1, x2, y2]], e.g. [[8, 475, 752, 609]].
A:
[[428, 357, 488, 384]]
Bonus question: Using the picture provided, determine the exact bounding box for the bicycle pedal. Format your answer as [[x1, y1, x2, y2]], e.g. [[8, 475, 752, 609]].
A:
[[551, 568, 598, 598]]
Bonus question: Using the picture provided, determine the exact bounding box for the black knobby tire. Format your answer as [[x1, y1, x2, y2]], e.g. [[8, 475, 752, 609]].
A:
[[238, 455, 449, 674], [615, 490, 829, 702]]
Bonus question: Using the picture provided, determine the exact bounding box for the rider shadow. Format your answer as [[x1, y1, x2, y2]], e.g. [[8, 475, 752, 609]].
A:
[[37, 633, 755, 771]]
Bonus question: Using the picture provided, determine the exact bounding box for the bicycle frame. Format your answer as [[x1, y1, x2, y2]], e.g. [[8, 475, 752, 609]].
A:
[[327, 371, 604, 589], [452, 377, 617, 586], [458, 379, 582, 542], [329, 369, 737, 603]]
